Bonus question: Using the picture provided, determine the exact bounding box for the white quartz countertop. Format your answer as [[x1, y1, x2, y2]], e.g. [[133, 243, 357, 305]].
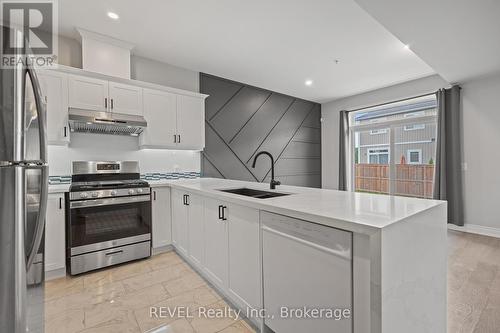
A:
[[147, 178, 198, 187], [169, 178, 446, 235], [48, 176, 199, 193]]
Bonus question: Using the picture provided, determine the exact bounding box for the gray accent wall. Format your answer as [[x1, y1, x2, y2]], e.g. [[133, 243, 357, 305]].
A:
[[200, 74, 321, 188]]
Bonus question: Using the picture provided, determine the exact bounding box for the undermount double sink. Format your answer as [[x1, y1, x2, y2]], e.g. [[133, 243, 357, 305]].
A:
[[219, 187, 291, 199]]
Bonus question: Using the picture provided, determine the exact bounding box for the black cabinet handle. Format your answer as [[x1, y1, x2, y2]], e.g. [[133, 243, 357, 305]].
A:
[[59, 197, 62, 209], [111, 98, 114, 110], [104, 97, 107, 109], [222, 206, 227, 221], [178, 134, 181, 143], [63, 126, 67, 137], [174, 134, 177, 143], [153, 191, 156, 201], [218, 205, 223, 220], [185, 194, 190, 206]]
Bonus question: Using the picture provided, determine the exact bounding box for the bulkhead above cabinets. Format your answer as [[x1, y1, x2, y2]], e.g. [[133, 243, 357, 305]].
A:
[[38, 65, 207, 150]]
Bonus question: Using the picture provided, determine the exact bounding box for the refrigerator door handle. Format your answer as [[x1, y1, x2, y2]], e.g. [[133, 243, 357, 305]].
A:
[[26, 65, 48, 164], [25, 165, 48, 270]]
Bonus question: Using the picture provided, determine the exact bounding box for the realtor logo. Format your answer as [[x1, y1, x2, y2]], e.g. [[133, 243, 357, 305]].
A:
[[1, 0, 57, 67]]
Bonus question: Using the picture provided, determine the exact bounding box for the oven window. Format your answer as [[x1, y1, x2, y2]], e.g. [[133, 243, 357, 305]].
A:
[[70, 201, 151, 248]]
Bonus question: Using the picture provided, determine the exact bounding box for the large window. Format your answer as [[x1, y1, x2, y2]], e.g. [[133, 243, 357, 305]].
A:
[[350, 96, 437, 198]]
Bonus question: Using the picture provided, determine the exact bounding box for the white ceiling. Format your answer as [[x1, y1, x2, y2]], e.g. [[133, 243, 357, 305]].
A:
[[354, 0, 500, 84], [57, 0, 435, 102]]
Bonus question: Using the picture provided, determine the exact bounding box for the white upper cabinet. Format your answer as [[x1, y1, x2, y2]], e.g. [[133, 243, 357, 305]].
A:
[[140, 89, 205, 150], [140, 89, 177, 148], [176, 94, 205, 150], [44, 66, 205, 149], [68, 75, 109, 112], [108, 82, 143, 116], [68, 75, 143, 116], [38, 70, 70, 145]]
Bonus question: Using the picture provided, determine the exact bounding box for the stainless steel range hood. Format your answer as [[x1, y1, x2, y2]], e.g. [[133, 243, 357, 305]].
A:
[[68, 108, 147, 136]]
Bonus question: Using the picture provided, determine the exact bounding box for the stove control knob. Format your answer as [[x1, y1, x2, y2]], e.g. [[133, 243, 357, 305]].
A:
[[128, 189, 135, 195], [137, 188, 143, 194], [80, 192, 88, 199], [110, 190, 117, 196], [91, 192, 98, 198]]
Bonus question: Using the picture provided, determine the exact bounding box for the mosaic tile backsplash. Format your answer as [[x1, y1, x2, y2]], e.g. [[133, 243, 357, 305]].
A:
[[48, 176, 72, 185], [48, 172, 201, 185], [141, 172, 201, 181]]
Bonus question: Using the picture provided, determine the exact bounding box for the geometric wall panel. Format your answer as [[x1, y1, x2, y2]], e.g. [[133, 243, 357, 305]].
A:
[[200, 73, 321, 188]]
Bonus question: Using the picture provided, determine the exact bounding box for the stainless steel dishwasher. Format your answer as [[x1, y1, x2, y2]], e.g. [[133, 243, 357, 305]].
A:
[[261, 212, 353, 333]]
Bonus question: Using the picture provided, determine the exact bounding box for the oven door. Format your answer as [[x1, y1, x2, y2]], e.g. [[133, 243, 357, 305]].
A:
[[69, 195, 151, 255]]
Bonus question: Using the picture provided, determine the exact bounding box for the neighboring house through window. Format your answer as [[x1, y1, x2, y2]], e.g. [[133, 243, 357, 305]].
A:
[[404, 124, 425, 131], [407, 149, 422, 164]]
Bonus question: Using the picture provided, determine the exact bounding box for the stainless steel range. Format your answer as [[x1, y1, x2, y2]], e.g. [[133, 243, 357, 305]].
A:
[[67, 161, 151, 275]]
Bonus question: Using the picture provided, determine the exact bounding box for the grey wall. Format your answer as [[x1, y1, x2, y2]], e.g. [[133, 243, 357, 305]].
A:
[[461, 72, 500, 231], [130, 55, 199, 91], [57, 36, 199, 91], [200, 74, 321, 188]]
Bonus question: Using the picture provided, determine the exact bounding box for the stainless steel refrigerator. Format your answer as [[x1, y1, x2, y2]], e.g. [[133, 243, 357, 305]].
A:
[[0, 27, 48, 333]]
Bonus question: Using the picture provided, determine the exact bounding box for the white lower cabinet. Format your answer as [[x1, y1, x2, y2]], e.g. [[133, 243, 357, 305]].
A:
[[187, 194, 204, 266], [170, 191, 262, 325], [227, 204, 261, 311], [172, 189, 189, 256], [45, 193, 66, 272], [151, 187, 172, 249], [203, 197, 229, 289]]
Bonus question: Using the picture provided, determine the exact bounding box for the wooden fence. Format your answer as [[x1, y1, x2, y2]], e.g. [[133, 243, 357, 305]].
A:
[[355, 164, 435, 198]]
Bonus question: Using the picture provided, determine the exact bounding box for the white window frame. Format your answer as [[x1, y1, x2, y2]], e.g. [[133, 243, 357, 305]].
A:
[[407, 149, 422, 164], [367, 147, 390, 164], [404, 124, 425, 131], [370, 128, 388, 135]]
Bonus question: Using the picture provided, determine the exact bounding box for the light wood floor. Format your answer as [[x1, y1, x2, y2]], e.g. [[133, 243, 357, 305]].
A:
[[45, 230, 500, 332], [448, 230, 500, 333]]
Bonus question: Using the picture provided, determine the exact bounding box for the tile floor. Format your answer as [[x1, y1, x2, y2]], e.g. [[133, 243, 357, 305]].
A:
[[44, 251, 255, 333], [45, 230, 500, 333]]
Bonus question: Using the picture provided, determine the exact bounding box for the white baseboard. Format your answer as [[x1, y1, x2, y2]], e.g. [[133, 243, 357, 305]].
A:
[[448, 223, 500, 239], [152, 244, 173, 255], [45, 268, 66, 281]]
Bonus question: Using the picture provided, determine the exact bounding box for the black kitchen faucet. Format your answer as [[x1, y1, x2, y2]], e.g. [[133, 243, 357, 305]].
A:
[[252, 151, 281, 189]]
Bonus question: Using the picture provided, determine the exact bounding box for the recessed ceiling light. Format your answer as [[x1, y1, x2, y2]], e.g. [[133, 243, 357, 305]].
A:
[[404, 44, 411, 50], [305, 80, 313, 86], [107, 12, 119, 20]]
